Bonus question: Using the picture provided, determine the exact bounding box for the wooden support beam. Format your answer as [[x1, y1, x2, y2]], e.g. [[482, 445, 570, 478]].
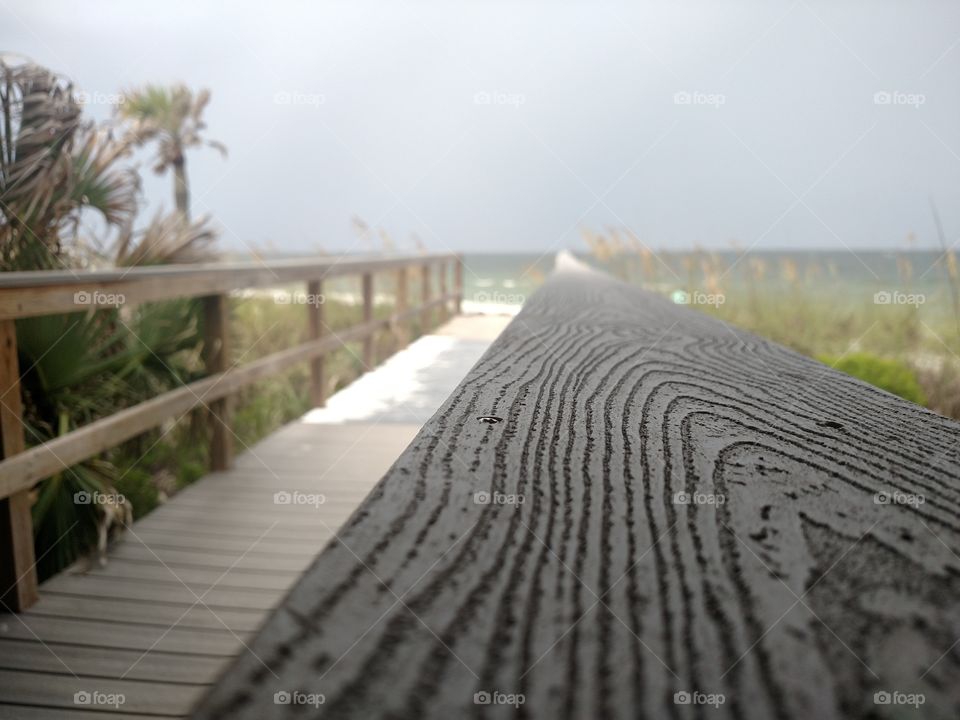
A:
[[454, 256, 463, 314], [0, 319, 37, 612], [307, 279, 325, 407], [420, 263, 432, 333], [362, 273, 374, 369], [203, 295, 233, 472], [439, 261, 449, 323], [394, 267, 409, 348]]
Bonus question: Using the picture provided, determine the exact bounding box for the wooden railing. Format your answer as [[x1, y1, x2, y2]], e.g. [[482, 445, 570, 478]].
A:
[[0, 252, 463, 612], [193, 252, 960, 719]]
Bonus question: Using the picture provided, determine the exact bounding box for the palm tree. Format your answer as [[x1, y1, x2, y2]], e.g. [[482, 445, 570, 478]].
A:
[[1, 59, 218, 577], [117, 85, 226, 222], [0, 55, 138, 270]]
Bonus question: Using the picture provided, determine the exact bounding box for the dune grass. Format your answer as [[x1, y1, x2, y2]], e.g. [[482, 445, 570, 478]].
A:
[[581, 232, 960, 420]]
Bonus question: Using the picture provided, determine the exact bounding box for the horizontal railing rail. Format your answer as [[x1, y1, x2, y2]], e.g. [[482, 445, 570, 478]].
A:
[[193, 251, 960, 719], [0, 253, 457, 319], [0, 252, 463, 612]]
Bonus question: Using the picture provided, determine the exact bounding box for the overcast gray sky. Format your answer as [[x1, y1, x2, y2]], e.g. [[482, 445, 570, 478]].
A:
[[3, 0, 960, 255]]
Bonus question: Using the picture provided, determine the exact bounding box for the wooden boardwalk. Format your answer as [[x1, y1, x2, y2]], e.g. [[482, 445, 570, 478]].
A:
[[0, 314, 508, 719]]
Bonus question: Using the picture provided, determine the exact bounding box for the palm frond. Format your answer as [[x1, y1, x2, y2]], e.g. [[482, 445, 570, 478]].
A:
[[69, 125, 139, 226], [117, 84, 226, 172], [0, 56, 140, 271], [113, 209, 219, 267], [0, 55, 82, 267]]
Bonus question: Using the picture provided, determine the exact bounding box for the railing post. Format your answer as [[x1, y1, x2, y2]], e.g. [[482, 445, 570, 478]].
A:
[[454, 256, 463, 314], [203, 294, 233, 472], [0, 319, 38, 612], [439, 260, 449, 323], [421, 263, 432, 333], [395, 267, 409, 348], [307, 279, 326, 407], [362, 273, 374, 369]]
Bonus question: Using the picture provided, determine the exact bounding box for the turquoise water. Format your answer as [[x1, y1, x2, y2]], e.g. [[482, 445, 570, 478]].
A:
[[257, 250, 956, 320], [459, 254, 556, 307], [460, 250, 954, 311]]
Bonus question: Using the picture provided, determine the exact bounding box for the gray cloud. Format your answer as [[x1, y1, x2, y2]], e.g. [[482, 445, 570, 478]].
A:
[[2, 0, 959, 254]]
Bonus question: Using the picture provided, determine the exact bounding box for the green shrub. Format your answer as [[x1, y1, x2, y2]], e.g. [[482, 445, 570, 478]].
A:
[[818, 352, 927, 405]]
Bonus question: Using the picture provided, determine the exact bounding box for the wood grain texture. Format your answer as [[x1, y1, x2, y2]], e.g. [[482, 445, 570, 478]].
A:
[[193, 259, 960, 720]]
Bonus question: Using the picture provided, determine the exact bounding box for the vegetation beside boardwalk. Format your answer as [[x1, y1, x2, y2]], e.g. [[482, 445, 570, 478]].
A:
[[227, 291, 426, 450], [1, 56, 442, 581], [583, 228, 960, 420], [0, 56, 234, 577]]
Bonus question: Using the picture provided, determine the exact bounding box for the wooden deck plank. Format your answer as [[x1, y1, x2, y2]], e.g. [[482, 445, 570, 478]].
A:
[[127, 512, 330, 536], [131, 512, 332, 535], [90, 545, 321, 573], [149, 492, 364, 512], [133, 499, 352, 521], [38, 575, 281, 610], [0, 705, 171, 720], [0, 615, 244, 655], [77, 560, 299, 589], [0, 669, 205, 716], [114, 531, 320, 556], [0, 638, 226, 683], [22, 596, 265, 632], [120, 520, 326, 542]]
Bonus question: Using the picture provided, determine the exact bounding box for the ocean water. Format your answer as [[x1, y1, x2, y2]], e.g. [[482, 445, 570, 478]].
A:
[[459, 253, 556, 314], [250, 250, 956, 321], [460, 250, 955, 315]]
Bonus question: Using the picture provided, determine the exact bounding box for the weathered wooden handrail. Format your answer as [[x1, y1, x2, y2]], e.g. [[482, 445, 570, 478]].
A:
[[0, 252, 463, 612], [194, 252, 960, 719], [0, 254, 455, 320]]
